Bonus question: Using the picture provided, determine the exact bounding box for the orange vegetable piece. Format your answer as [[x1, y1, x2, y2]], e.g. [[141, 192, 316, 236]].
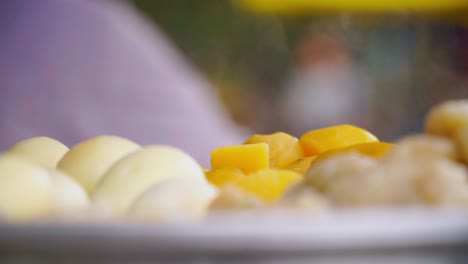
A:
[[285, 156, 316, 175], [299, 124, 378, 156], [245, 132, 304, 168], [210, 143, 269, 174], [205, 167, 246, 188], [237, 169, 301, 203]]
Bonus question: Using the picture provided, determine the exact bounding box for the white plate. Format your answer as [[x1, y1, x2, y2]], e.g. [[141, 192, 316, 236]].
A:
[[0, 208, 467, 263]]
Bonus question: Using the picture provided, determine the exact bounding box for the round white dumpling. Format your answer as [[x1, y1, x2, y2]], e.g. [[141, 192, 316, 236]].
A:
[[92, 145, 206, 216], [48, 170, 90, 215], [129, 179, 218, 222], [57, 135, 140, 193], [6, 137, 69, 169], [0, 155, 53, 221]]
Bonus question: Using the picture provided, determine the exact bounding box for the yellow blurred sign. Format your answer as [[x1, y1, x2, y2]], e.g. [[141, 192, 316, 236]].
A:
[[238, 0, 468, 14]]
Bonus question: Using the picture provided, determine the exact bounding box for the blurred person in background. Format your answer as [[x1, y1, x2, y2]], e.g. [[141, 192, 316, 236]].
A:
[[0, 0, 244, 166], [280, 29, 370, 135]]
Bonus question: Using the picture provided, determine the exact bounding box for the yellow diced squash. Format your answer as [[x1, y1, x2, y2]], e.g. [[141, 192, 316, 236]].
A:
[[205, 167, 246, 188], [237, 169, 301, 203], [245, 132, 304, 168], [285, 156, 317, 175], [211, 143, 269, 173], [299, 124, 378, 156]]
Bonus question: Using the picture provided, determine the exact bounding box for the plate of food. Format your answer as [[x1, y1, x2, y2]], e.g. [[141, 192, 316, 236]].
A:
[[0, 100, 467, 263]]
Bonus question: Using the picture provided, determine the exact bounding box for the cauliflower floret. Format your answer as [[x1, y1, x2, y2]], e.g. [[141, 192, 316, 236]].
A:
[[326, 154, 468, 207], [280, 183, 329, 210], [305, 152, 377, 193], [209, 185, 264, 210], [415, 158, 468, 205], [298, 143, 468, 208], [386, 135, 458, 161], [425, 100, 468, 137]]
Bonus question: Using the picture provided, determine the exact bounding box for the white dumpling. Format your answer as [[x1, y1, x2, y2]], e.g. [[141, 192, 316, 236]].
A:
[[92, 145, 206, 216], [129, 179, 218, 223], [6, 137, 69, 169], [57, 135, 140, 193], [0, 155, 53, 221], [48, 170, 90, 215]]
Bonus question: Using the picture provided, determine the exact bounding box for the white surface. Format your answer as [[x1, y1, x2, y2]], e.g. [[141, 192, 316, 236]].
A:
[[0, 208, 466, 251]]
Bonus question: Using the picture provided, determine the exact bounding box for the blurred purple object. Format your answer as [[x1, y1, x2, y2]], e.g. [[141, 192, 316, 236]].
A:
[[0, 0, 243, 166]]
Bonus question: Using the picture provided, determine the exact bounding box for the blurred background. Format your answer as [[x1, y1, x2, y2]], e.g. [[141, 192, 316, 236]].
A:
[[2, 0, 468, 165], [132, 0, 468, 141]]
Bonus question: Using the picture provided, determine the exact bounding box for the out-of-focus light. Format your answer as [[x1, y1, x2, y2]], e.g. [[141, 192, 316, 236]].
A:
[[237, 0, 468, 15]]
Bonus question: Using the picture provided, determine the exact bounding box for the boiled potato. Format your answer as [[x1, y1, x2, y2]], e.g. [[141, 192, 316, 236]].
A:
[[0, 155, 52, 221], [129, 179, 218, 222], [92, 145, 207, 215], [57, 135, 140, 193], [6, 137, 69, 169], [48, 170, 90, 215]]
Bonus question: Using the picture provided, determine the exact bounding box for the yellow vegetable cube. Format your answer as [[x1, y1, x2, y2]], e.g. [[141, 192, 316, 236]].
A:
[[299, 124, 378, 156], [210, 143, 269, 173], [285, 156, 316, 175], [237, 169, 301, 203], [205, 167, 246, 188], [245, 132, 304, 168]]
